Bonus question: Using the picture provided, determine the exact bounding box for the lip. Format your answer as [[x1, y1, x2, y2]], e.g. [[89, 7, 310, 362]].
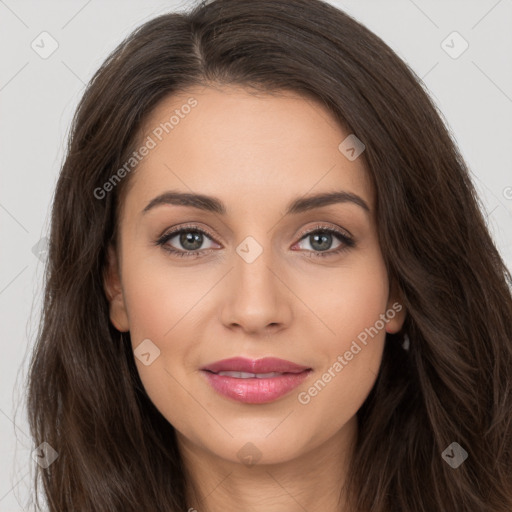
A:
[[200, 357, 312, 404], [200, 357, 311, 374]]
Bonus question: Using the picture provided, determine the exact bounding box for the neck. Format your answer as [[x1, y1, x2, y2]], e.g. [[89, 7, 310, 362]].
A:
[[178, 416, 358, 512]]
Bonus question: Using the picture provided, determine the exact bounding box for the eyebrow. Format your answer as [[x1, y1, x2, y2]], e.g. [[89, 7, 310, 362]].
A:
[[141, 190, 370, 216]]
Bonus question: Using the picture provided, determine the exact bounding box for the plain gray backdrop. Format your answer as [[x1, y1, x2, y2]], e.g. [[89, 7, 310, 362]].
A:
[[1, 0, 511, 510]]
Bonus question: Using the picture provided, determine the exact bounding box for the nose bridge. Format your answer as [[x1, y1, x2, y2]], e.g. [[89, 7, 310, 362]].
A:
[[221, 231, 291, 332], [234, 232, 278, 297], [230, 206, 277, 276]]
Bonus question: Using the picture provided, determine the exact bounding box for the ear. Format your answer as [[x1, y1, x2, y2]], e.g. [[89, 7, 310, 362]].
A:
[[103, 243, 130, 332], [385, 278, 407, 334]]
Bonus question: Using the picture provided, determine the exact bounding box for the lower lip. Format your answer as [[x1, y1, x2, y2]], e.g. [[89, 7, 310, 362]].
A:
[[201, 370, 312, 404]]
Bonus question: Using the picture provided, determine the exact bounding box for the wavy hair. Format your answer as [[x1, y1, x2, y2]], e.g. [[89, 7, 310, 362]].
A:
[[26, 0, 512, 510]]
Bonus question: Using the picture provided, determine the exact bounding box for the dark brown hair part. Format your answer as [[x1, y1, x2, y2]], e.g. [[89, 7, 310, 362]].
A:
[[26, 0, 512, 510]]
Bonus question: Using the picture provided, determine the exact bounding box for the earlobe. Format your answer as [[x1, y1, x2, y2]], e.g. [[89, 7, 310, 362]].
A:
[[385, 280, 407, 334], [103, 243, 130, 332]]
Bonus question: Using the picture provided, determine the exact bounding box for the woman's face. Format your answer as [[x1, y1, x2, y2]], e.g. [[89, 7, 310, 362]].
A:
[[104, 85, 405, 466]]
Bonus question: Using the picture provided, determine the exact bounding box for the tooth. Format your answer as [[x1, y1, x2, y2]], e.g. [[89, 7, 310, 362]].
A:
[[216, 371, 284, 378], [217, 371, 256, 378]]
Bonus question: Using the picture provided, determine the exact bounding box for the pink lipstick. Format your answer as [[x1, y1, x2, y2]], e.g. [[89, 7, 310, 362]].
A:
[[200, 357, 312, 404]]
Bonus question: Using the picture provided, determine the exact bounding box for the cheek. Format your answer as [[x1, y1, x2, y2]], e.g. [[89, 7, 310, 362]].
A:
[[120, 252, 210, 391], [122, 253, 205, 341], [120, 259, 199, 431], [300, 248, 389, 345], [294, 251, 389, 421]]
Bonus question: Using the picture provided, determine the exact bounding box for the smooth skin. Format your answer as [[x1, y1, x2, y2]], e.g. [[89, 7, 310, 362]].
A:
[[104, 85, 406, 512]]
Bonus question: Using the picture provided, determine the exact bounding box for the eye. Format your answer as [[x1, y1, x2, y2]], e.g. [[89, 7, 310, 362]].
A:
[[293, 224, 355, 258], [155, 224, 219, 258]]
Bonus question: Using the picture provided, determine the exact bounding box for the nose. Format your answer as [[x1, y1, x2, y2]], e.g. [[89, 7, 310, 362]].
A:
[[220, 241, 293, 337]]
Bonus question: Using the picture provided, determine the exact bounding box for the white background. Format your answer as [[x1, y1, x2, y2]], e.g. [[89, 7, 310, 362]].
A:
[[1, 0, 511, 510]]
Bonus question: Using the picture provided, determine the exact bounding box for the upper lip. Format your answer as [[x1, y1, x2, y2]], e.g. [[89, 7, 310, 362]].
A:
[[200, 357, 311, 374]]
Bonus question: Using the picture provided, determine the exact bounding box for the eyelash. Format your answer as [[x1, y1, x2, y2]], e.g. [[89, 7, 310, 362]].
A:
[[154, 223, 355, 259]]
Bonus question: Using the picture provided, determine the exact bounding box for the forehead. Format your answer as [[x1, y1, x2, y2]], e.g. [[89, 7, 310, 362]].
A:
[[123, 85, 373, 219]]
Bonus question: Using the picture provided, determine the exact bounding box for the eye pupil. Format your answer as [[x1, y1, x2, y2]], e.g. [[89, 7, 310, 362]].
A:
[[310, 231, 332, 251], [180, 231, 203, 251]]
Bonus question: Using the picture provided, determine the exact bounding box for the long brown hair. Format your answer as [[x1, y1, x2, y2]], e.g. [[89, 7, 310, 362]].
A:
[[25, 0, 512, 510]]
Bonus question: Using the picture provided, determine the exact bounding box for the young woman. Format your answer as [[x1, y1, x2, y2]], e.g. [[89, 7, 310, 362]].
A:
[[26, 0, 512, 510]]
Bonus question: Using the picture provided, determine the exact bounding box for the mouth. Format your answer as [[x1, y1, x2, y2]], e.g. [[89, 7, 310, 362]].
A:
[[199, 357, 313, 404], [200, 356, 312, 375], [205, 370, 298, 379]]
